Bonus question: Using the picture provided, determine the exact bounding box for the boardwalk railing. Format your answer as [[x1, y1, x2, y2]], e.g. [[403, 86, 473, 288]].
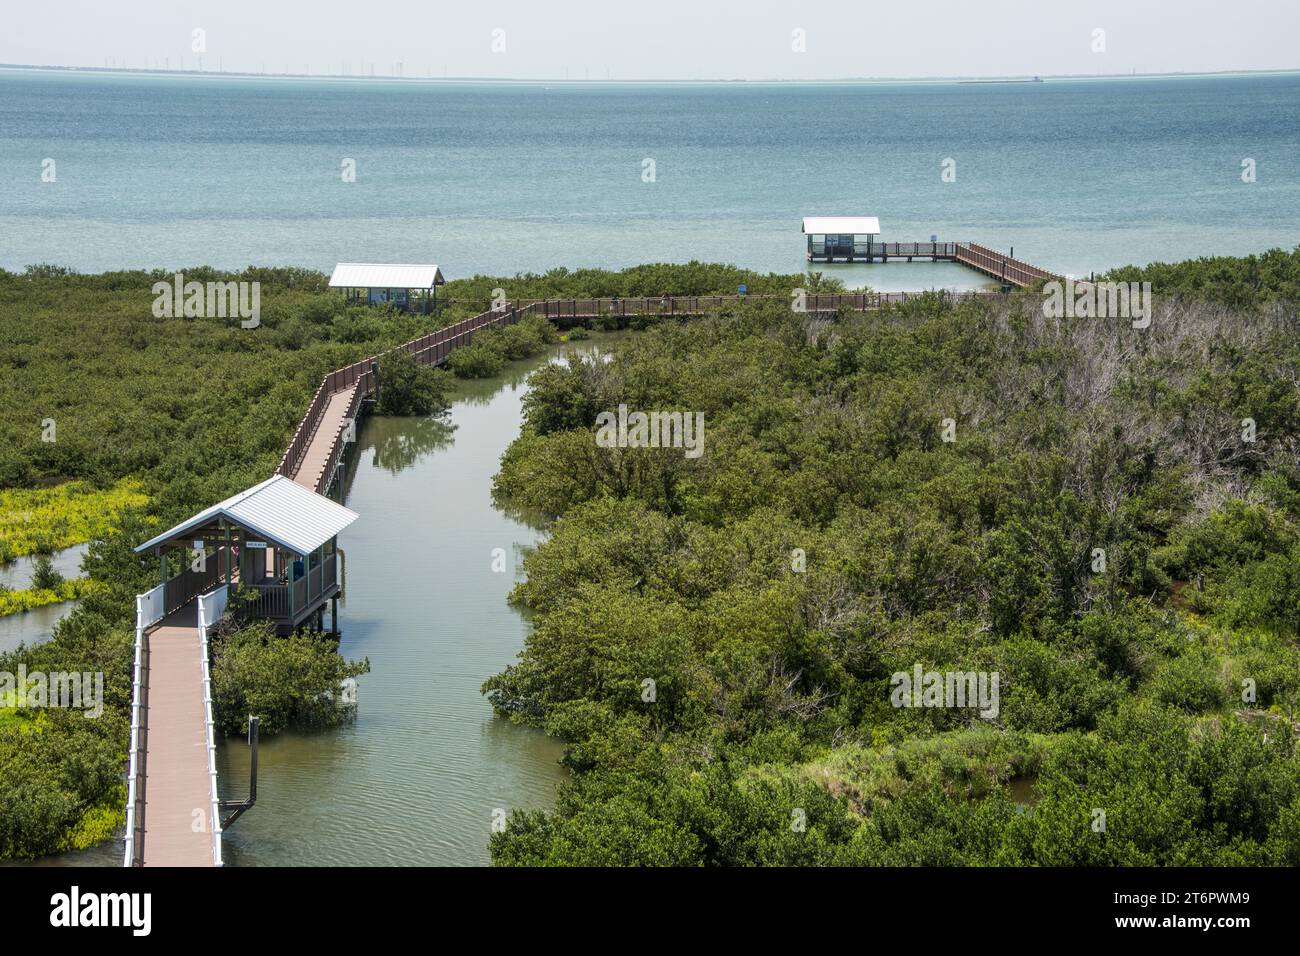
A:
[[198, 584, 229, 642], [522, 290, 996, 320], [277, 379, 336, 487], [124, 584, 164, 867], [877, 241, 958, 257], [245, 583, 288, 620], [137, 582, 165, 633], [236, 554, 340, 624], [955, 242, 1060, 287], [196, 591, 225, 867], [309, 381, 364, 495], [276, 306, 523, 488], [161, 548, 225, 615]]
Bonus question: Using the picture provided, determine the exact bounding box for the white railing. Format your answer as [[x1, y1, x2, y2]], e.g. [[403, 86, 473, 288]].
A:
[[198, 584, 228, 642], [124, 584, 165, 867], [196, 586, 226, 866], [137, 582, 165, 633]]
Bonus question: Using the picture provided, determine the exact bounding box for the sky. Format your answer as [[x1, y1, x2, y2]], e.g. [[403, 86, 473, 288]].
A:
[[3, 0, 1298, 81]]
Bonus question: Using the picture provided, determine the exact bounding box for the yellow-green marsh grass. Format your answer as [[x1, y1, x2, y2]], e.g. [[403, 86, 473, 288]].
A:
[[0, 480, 148, 563]]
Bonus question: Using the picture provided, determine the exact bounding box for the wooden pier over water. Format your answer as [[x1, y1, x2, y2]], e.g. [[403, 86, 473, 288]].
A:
[[124, 238, 1059, 866], [953, 242, 1060, 287], [808, 238, 1060, 288]]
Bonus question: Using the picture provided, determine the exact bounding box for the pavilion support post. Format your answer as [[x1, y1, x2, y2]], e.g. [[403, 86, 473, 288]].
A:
[[331, 596, 339, 638]]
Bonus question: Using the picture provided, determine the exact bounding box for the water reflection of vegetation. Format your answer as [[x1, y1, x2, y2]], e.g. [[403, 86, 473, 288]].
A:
[[453, 335, 625, 409], [363, 416, 458, 475]]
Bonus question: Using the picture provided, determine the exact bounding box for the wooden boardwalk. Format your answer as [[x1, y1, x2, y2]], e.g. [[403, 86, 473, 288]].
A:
[[139, 602, 217, 867], [275, 242, 1061, 494], [954, 242, 1060, 287], [291, 384, 359, 492]]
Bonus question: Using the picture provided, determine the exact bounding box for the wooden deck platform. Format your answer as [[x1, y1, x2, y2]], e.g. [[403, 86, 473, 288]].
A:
[[807, 241, 1061, 289], [954, 242, 1059, 287], [140, 602, 217, 867]]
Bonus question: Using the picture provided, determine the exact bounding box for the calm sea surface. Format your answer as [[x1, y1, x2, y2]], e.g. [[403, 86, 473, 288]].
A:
[[2, 69, 1298, 288]]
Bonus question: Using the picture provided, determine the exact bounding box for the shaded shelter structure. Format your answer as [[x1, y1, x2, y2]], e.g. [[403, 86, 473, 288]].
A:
[[802, 216, 881, 262], [134, 475, 358, 635], [328, 262, 445, 313]]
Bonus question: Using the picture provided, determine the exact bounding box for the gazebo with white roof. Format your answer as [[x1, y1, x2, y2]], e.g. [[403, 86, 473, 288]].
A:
[[135, 475, 359, 635], [329, 262, 445, 314], [801, 216, 881, 263]]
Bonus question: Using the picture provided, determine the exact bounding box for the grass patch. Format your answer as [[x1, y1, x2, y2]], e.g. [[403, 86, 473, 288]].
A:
[[0, 479, 148, 562], [0, 579, 101, 617]]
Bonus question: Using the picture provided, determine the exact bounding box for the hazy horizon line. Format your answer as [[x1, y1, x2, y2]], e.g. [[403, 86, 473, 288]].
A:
[[5, 61, 1299, 86]]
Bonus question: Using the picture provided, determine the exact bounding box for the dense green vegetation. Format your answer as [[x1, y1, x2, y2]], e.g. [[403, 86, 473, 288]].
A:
[[485, 259, 1300, 865], [0, 579, 98, 617], [0, 266, 430, 858], [446, 315, 559, 379], [1104, 246, 1300, 309], [447, 262, 844, 319], [0, 600, 133, 858], [10, 251, 1295, 864], [0, 266, 451, 496], [0, 554, 101, 618], [210, 617, 371, 737], [375, 349, 453, 416], [0, 260, 831, 859]]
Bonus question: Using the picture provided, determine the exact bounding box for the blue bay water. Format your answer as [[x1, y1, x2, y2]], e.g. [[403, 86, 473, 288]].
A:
[[1, 69, 1298, 288]]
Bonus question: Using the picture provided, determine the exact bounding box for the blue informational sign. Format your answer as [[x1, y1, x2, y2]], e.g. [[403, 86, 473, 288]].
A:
[[738, 284, 748, 295], [930, 234, 938, 243]]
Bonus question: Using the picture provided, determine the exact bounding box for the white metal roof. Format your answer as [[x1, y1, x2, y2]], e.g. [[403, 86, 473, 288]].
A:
[[802, 216, 881, 235], [135, 475, 359, 557], [329, 262, 445, 289]]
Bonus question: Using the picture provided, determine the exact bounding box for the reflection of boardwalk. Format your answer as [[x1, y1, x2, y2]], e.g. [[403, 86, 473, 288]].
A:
[[292, 384, 358, 492], [141, 601, 215, 867]]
